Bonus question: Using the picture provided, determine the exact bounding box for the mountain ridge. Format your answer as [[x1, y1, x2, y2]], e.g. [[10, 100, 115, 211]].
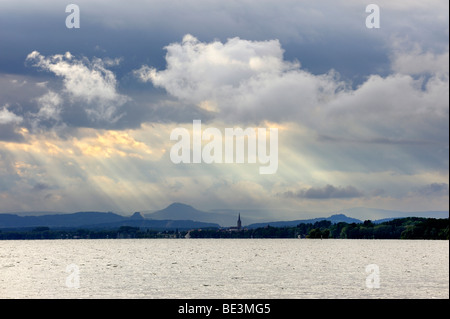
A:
[[246, 214, 362, 229], [0, 210, 219, 230], [144, 202, 240, 226], [1, 203, 448, 230]]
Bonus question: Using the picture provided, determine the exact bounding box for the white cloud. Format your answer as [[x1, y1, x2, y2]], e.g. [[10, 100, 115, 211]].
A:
[[323, 73, 449, 144], [390, 40, 449, 76], [26, 51, 129, 123], [135, 34, 344, 123], [0, 104, 23, 125], [135, 35, 449, 150], [134, 34, 293, 102], [35, 90, 62, 121]]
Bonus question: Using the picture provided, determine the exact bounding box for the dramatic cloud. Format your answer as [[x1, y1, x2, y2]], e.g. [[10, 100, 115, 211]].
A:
[[0, 1, 448, 217]]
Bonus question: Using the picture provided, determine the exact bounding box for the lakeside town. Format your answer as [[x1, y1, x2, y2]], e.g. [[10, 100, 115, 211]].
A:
[[0, 214, 448, 240]]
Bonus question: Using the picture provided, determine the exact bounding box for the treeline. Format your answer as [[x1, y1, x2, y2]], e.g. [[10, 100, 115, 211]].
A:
[[189, 217, 449, 240], [0, 217, 448, 240], [0, 226, 183, 240]]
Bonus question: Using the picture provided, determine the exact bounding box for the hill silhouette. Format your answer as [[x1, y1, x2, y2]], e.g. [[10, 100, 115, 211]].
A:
[[0, 210, 219, 230], [246, 214, 362, 229], [145, 202, 239, 226]]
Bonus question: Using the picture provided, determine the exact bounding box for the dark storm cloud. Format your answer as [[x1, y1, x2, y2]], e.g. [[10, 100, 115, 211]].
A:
[[282, 184, 364, 199], [2, 0, 437, 81], [0, 124, 25, 143], [416, 183, 449, 197], [32, 182, 51, 192]]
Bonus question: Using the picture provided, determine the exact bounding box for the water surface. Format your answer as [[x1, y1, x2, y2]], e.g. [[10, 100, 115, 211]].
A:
[[0, 239, 448, 299]]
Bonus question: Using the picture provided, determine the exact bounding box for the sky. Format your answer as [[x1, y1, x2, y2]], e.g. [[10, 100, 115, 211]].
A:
[[0, 0, 448, 220]]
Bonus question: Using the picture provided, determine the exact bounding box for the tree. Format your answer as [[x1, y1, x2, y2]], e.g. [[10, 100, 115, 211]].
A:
[[307, 228, 329, 239], [363, 220, 374, 227]]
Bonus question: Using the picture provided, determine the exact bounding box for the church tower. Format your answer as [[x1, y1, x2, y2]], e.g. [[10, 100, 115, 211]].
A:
[[237, 213, 242, 230]]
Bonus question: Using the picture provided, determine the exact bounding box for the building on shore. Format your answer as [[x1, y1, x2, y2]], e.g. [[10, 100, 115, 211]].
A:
[[228, 213, 242, 232]]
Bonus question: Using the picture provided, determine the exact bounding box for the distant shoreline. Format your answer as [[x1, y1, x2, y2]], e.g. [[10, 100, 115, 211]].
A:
[[1, 217, 448, 241]]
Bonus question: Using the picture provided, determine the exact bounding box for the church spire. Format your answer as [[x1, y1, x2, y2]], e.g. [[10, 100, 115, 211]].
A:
[[237, 213, 242, 230]]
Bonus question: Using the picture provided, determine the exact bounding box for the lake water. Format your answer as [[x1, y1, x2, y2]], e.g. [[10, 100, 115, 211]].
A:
[[0, 239, 448, 299]]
